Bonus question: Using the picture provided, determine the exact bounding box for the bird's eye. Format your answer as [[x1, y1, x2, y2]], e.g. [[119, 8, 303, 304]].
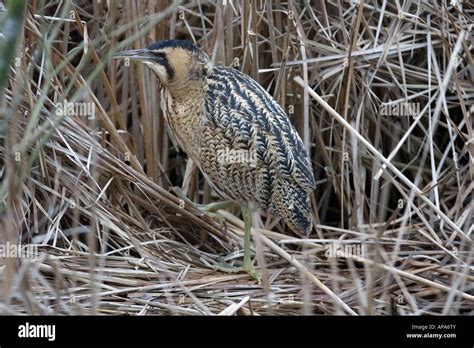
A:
[[154, 52, 166, 58]]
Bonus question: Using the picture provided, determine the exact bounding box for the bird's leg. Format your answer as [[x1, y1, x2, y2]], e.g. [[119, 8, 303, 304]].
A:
[[171, 193, 261, 282], [241, 204, 252, 271], [197, 200, 238, 213], [203, 203, 261, 283], [196, 200, 238, 229], [171, 183, 236, 216], [199, 200, 242, 271], [241, 204, 262, 283]]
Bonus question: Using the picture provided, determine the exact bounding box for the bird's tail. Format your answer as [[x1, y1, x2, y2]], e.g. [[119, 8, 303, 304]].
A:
[[270, 179, 313, 236]]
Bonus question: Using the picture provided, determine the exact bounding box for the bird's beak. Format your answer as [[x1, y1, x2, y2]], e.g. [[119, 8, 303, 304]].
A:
[[111, 48, 153, 61]]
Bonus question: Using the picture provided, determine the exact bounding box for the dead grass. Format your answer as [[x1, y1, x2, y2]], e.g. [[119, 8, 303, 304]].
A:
[[0, 0, 472, 315]]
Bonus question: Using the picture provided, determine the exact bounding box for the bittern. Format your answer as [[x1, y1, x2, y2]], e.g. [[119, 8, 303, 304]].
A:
[[112, 40, 315, 279]]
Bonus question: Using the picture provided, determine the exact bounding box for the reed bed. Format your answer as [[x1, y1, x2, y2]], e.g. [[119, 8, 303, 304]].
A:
[[0, 0, 472, 315]]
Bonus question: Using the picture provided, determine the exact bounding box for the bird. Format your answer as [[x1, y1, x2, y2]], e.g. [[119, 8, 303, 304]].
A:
[[112, 40, 316, 279]]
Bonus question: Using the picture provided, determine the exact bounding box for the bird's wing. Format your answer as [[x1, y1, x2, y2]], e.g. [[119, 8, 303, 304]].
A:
[[206, 65, 316, 191]]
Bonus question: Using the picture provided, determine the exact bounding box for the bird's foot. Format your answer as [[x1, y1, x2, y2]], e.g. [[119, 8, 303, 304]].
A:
[[197, 201, 238, 213], [244, 265, 262, 284], [197, 205, 226, 229], [210, 262, 262, 284], [210, 262, 243, 273], [197, 201, 238, 228]]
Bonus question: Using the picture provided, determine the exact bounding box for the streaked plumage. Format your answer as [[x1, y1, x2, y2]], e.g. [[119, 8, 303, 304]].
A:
[[113, 40, 316, 236], [200, 65, 315, 234]]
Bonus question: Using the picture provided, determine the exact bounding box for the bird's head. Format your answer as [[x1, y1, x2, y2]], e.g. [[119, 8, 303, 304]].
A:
[[112, 40, 212, 88]]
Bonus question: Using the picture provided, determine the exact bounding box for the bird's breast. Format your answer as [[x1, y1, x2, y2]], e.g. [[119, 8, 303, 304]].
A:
[[162, 89, 207, 161]]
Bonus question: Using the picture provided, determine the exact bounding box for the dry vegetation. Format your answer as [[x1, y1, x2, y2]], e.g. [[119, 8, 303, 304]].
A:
[[0, 0, 472, 315]]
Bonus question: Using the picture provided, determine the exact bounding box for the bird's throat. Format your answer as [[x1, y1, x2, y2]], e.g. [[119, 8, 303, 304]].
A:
[[167, 78, 207, 103]]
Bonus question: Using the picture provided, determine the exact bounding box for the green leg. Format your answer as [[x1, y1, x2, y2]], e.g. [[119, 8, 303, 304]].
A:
[[171, 186, 236, 213], [241, 205, 262, 283], [241, 205, 252, 272], [198, 200, 242, 272], [197, 201, 238, 230], [197, 200, 238, 213], [173, 192, 258, 277], [201, 203, 261, 283]]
